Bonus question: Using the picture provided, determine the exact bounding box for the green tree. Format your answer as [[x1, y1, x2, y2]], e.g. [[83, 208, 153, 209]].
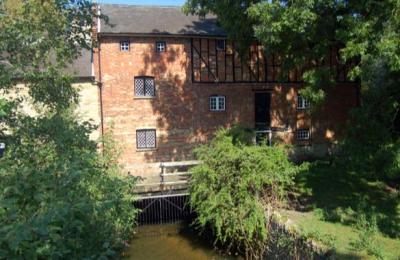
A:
[[189, 128, 298, 258], [183, 0, 259, 54], [0, 0, 138, 258], [183, 0, 400, 180], [0, 114, 139, 258]]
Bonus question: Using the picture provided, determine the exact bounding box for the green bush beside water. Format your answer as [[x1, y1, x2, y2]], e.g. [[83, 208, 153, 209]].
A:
[[0, 115, 139, 259], [0, 1, 138, 258], [189, 127, 400, 259], [188, 128, 299, 258]]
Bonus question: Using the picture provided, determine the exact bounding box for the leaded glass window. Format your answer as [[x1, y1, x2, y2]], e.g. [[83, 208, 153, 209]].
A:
[[134, 77, 155, 97], [136, 129, 156, 149]]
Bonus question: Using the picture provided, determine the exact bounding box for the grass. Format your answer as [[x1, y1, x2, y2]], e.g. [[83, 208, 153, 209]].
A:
[[284, 161, 400, 259]]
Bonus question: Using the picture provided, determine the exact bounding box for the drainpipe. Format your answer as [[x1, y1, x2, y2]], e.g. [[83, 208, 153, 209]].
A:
[[95, 4, 105, 151], [97, 42, 104, 140]]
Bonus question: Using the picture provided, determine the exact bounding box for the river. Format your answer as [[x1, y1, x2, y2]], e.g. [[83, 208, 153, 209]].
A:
[[123, 222, 242, 260]]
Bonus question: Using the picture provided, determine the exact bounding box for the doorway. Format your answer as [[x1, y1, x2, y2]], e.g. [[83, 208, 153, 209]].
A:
[[254, 92, 271, 130]]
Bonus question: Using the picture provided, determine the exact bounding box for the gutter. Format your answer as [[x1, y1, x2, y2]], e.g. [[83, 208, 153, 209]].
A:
[[97, 32, 228, 39]]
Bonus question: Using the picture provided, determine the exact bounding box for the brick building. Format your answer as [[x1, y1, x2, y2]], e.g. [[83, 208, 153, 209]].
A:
[[93, 4, 359, 176]]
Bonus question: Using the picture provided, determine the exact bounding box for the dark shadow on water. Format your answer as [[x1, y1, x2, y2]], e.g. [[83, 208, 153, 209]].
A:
[[123, 221, 241, 260]]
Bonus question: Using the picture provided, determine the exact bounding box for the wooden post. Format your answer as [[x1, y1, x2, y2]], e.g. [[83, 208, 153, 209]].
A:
[[268, 130, 272, 146], [160, 162, 165, 191]]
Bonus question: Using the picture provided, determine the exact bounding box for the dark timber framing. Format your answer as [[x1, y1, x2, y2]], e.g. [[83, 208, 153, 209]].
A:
[[190, 38, 354, 84]]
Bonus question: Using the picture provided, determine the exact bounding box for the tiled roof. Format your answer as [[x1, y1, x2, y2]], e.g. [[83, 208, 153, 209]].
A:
[[64, 48, 93, 78], [99, 4, 227, 37]]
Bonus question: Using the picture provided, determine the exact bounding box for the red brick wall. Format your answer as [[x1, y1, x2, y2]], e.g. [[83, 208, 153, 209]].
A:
[[94, 36, 358, 172]]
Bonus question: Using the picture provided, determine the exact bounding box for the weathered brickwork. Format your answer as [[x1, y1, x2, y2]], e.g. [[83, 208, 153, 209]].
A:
[[74, 82, 102, 140], [94, 36, 358, 174]]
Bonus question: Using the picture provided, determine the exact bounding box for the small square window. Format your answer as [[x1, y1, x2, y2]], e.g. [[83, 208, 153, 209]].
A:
[[296, 129, 310, 140], [216, 40, 226, 51], [297, 95, 310, 109], [156, 41, 166, 52], [136, 129, 156, 149], [120, 41, 130, 51], [134, 77, 155, 97], [209, 95, 226, 111]]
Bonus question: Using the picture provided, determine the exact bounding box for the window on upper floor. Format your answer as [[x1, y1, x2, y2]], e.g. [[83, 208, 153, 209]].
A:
[[297, 95, 310, 109], [120, 40, 130, 51], [134, 76, 155, 97], [136, 129, 156, 149], [209, 95, 226, 111], [156, 41, 166, 52], [0, 143, 5, 157], [216, 39, 226, 51], [296, 129, 310, 140]]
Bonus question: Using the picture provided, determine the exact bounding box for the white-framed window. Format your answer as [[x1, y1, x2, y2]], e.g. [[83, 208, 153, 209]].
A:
[[134, 76, 155, 97], [136, 129, 156, 149], [297, 95, 310, 109], [0, 142, 5, 157], [216, 39, 226, 51], [296, 129, 310, 140], [209, 95, 226, 111], [156, 41, 166, 52], [120, 41, 130, 51]]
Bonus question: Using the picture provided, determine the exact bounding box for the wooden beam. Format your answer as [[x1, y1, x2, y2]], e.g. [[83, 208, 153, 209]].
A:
[[192, 40, 217, 82], [191, 38, 194, 83]]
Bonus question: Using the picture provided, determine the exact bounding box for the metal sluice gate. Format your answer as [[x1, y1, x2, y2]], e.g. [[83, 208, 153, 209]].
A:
[[134, 194, 193, 225]]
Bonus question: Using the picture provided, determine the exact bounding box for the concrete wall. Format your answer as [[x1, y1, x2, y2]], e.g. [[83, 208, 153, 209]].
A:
[[94, 36, 358, 175]]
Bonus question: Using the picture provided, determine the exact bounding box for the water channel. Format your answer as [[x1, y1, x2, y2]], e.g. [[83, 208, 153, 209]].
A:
[[123, 222, 242, 260]]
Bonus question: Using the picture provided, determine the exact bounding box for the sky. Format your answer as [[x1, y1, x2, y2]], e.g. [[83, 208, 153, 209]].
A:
[[97, 0, 185, 6]]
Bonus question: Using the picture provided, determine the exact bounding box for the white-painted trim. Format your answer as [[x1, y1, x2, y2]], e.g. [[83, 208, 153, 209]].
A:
[[97, 5, 101, 33], [296, 129, 311, 140], [209, 95, 226, 111], [297, 95, 310, 109]]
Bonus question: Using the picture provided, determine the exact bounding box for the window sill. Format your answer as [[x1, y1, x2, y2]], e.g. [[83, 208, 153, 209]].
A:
[[134, 96, 156, 100], [296, 144, 312, 148], [296, 140, 311, 146], [209, 110, 226, 113], [136, 148, 157, 152]]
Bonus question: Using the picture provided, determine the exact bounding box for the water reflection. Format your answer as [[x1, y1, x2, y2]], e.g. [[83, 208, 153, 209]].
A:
[[124, 223, 241, 260]]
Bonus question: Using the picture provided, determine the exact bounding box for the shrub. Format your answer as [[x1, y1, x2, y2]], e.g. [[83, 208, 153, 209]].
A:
[[351, 214, 386, 259], [0, 2, 137, 257], [226, 125, 256, 145], [0, 114, 138, 259], [305, 230, 337, 249], [189, 128, 298, 258]]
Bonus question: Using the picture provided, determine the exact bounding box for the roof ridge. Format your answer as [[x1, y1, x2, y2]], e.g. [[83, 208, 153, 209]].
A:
[[99, 3, 182, 8]]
